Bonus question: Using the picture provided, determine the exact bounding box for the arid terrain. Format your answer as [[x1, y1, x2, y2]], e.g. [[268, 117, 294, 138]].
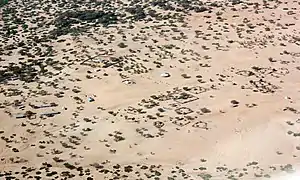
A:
[[0, 0, 300, 179]]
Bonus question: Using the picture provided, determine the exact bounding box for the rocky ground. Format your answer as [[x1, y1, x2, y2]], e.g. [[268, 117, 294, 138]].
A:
[[0, 0, 300, 179]]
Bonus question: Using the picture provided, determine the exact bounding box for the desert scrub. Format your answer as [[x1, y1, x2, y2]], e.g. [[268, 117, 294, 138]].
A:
[[118, 42, 128, 48], [199, 173, 212, 180]]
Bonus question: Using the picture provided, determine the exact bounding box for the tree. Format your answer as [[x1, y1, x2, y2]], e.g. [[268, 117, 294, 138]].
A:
[[0, 0, 8, 7]]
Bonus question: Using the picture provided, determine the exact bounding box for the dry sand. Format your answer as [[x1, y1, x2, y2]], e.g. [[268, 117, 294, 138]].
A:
[[0, 0, 300, 179]]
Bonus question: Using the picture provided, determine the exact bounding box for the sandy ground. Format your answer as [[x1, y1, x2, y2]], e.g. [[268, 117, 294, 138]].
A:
[[0, 0, 300, 179]]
